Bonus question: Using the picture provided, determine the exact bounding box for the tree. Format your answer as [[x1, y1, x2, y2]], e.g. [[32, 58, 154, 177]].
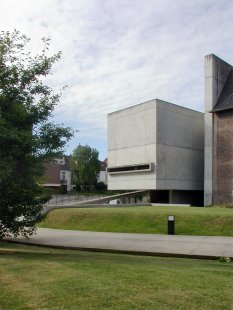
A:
[[71, 144, 101, 191], [95, 181, 107, 192], [0, 30, 73, 239]]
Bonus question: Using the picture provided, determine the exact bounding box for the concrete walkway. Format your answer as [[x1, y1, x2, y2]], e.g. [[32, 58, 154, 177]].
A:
[[5, 228, 233, 260]]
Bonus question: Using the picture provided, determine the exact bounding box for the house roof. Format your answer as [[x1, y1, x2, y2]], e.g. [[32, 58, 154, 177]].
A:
[[99, 158, 108, 171], [212, 69, 233, 112]]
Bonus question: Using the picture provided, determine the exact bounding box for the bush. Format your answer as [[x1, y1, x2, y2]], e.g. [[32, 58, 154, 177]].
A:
[[95, 182, 107, 192], [59, 185, 67, 194]]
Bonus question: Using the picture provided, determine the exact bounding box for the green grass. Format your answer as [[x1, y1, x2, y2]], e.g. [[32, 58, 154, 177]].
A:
[[1, 242, 233, 310], [38, 206, 233, 236]]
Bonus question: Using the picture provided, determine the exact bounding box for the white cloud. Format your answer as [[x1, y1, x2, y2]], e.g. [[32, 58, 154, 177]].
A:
[[0, 0, 233, 159]]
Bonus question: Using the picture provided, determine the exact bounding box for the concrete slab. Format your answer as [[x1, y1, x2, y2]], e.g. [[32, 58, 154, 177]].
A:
[[5, 228, 233, 260]]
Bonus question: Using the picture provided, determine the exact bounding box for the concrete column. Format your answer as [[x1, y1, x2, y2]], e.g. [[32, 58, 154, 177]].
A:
[[169, 190, 173, 204], [204, 54, 231, 205]]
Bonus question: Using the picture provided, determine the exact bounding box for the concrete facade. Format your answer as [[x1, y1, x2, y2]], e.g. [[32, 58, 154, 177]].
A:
[[107, 99, 204, 203], [204, 54, 233, 205]]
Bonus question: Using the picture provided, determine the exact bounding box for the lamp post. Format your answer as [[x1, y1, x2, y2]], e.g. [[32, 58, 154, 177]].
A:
[[168, 215, 175, 235]]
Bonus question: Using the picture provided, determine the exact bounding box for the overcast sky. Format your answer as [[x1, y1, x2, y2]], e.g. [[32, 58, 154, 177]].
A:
[[0, 0, 233, 159]]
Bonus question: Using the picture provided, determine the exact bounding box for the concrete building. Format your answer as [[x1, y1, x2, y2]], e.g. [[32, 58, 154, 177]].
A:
[[204, 54, 233, 205], [107, 99, 204, 205], [107, 54, 233, 206]]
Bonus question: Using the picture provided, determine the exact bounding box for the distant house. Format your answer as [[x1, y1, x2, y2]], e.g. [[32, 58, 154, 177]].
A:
[[97, 158, 108, 185], [43, 156, 74, 192]]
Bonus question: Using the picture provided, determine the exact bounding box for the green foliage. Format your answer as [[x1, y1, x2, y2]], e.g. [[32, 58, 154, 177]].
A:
[[95, 181, 107, 192], [71, 144, 101, 191], [219, 256, 231, 263], [59, 185, 68, 194], [39, 206, 233, 236], [0, 30, 73, 239]]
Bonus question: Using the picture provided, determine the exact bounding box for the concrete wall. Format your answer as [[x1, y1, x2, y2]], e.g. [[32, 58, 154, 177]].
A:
[[108, 100, 157, 189], [108, 99, 204, 191], [156, 100, 204, 190], [204, 54, 232, 205]]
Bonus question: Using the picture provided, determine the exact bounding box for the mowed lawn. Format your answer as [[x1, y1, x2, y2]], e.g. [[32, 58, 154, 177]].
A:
[[1, 242, 233, 310], [38, 206, 233, 236]]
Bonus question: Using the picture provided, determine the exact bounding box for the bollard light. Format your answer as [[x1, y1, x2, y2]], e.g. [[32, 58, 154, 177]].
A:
[[168, 215, 175, 235]]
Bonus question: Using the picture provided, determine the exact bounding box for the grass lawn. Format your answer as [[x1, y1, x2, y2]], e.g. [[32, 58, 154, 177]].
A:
[[38, 205, 233, 236], [1, 242, 233, 310]]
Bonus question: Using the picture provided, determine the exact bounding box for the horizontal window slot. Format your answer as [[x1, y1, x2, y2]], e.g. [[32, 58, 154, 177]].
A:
[[107, 163, 153, 174]]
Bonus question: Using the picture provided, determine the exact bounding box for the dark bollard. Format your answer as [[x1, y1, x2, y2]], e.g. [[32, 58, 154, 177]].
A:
[[168, 215, 175, 235]]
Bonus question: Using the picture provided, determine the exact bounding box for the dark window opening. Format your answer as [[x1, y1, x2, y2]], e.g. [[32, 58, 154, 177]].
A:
[[107, 163, 152, 174]]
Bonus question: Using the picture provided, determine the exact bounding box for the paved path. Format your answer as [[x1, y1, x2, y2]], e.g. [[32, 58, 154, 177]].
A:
[[5, 228, 233, 260]]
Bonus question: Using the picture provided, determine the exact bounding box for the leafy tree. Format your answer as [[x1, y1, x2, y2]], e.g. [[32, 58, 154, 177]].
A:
[[71, 144, 101, 191], [0, 30, 73, 239], [95, 181, 107, 192]]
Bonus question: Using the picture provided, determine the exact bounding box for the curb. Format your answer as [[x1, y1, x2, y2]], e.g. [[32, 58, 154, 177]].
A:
[[5, 239, 222, 261]]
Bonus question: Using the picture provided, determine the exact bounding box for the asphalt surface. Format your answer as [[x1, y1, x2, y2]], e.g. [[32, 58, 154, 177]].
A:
[[5, 228, 233, 260]]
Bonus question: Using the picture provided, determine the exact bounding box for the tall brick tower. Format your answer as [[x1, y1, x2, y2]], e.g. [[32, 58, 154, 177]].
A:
[[204, 54, 233, 205]]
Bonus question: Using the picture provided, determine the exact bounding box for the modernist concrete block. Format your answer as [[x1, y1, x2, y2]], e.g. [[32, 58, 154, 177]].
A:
[[145, 108, 157, 144], [107, 99, 204, 191], [145, 144, 157, 163]]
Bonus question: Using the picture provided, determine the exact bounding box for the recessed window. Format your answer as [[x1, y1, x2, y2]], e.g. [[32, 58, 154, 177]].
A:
[[61, 171, 66, 180], [107, 163, 153, 174]]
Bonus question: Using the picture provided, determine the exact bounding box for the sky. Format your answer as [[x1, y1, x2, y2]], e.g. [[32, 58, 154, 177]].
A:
[[0, 0, 233, 160]]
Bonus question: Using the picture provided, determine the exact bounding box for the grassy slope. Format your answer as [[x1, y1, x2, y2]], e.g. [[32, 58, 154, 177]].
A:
[[1, 242, 233, 310], [38, 206, 233, 236]]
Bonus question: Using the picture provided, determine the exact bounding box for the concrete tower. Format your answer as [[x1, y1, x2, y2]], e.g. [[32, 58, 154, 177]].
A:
[[204, 54, 232, 205]]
